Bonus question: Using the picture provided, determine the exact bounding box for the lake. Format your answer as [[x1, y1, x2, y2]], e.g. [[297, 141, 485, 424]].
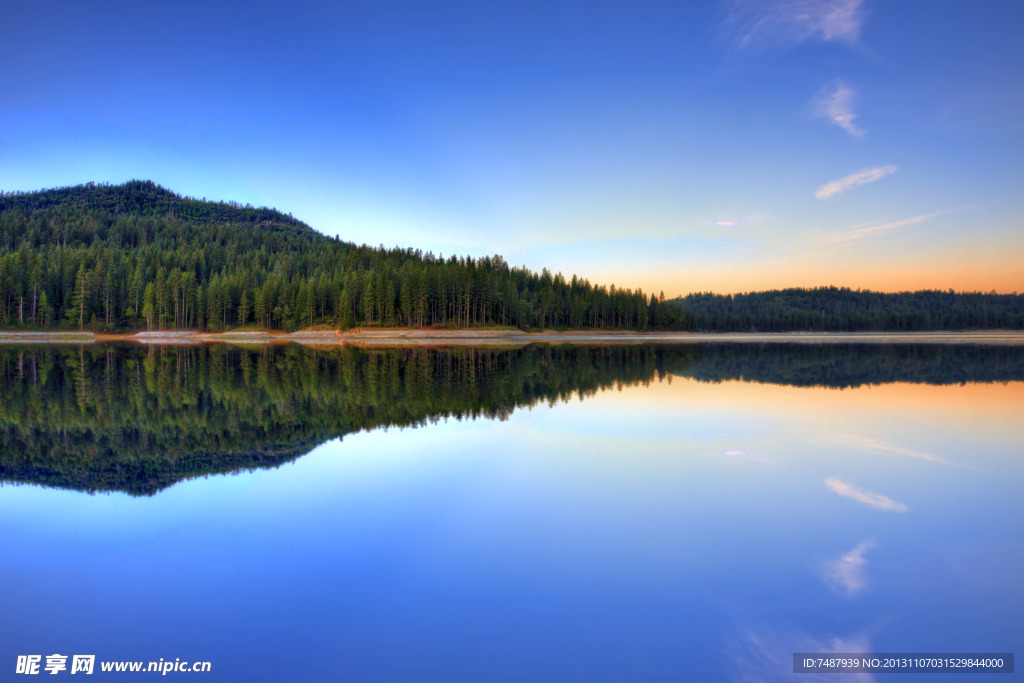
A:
[[1, 343, 1021, 681]]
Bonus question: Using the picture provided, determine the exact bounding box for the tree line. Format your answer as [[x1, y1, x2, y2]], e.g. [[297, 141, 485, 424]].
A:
[[3, 181, 1017, 334], [671, 287, 1023, 331], [0, 181, 676, 332]]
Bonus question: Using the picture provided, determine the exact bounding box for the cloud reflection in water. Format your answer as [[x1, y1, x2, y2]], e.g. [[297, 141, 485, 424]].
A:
[[727, 624, 874, 683], [823, 540, 875, 598], [825, 478, 908, 512]]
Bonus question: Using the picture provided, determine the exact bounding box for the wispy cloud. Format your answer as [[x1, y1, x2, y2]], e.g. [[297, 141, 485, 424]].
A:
[[726, 0, 866, 51], [826, 478, 909, 512], [713, 214, 765, 228], [814, 80, 863, 136], [823, 540, 875, 598], [815, 165, 897, 199], [823, 211, 940, 243]]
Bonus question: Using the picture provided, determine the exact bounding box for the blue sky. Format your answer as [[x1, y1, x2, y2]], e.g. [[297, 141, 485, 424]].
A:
[[2, 0, 1022, 294]]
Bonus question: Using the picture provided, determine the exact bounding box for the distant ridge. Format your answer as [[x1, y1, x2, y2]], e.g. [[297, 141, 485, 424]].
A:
[[2, 181, 1018, 333], [670, 287, 1023, 331]]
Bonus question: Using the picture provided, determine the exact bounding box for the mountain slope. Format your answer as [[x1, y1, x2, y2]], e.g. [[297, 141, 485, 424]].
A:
[[0, 181, 660, 332]]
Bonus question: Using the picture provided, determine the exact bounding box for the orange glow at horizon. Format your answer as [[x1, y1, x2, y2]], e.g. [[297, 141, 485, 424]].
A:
[[619, 263, 1024, 298]]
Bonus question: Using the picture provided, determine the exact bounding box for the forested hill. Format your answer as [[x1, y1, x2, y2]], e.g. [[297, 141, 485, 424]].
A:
[[0, 180, 312, 236], [671, 287, 1024, 332], [4, 182, 1018, 334], [0, 181, 669, 332]]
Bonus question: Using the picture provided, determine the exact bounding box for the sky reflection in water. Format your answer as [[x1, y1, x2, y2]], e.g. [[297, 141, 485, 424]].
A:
[[1, 348, 1021, 682]]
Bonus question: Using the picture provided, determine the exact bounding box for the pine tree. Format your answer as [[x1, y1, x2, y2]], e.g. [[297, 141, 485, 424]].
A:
[[142, 282, 156, 331], [64, 266, 89, 330]]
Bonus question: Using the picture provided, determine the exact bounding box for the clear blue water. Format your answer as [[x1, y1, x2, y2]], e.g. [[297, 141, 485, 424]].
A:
[[1, 344, 1021, 681]]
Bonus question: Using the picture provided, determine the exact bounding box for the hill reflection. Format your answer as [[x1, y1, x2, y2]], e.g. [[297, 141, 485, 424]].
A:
[[2, 343, 1021, 495]]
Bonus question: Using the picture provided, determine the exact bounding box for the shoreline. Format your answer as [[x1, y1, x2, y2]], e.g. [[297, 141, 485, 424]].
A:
[[1, 329, 1023, 345]]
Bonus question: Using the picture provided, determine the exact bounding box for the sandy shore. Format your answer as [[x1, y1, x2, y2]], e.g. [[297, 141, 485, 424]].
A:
[[1, 329, 1023, 345]]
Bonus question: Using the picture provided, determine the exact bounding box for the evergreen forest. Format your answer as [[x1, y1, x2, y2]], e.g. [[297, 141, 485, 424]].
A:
[[2, 181, 1020, 333], [671, 287, 1023, 331], [0, 181, 672, 332]]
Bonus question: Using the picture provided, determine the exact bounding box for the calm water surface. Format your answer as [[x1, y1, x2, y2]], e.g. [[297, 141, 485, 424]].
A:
[[1, 344, 1021, 681]]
